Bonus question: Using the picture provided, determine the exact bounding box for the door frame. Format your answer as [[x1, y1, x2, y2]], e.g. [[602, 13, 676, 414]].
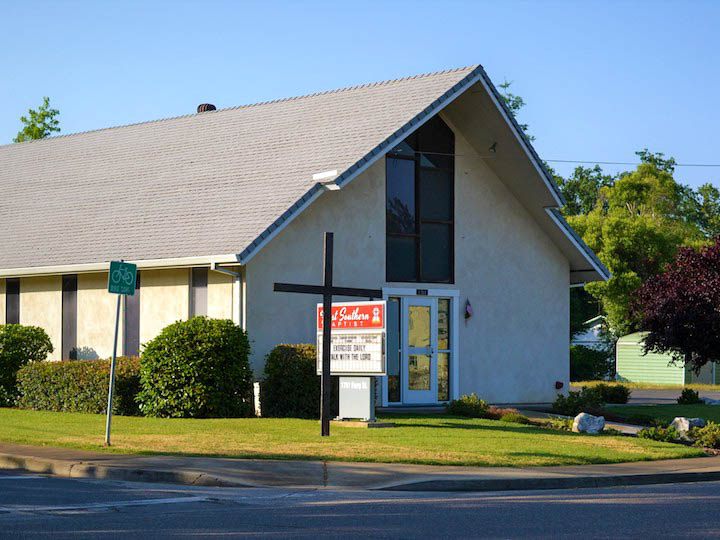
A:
[[380, 287, 460, 407]]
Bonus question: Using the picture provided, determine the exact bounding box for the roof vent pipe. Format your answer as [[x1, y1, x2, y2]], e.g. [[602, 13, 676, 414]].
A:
[[197, 103, 217, 113]]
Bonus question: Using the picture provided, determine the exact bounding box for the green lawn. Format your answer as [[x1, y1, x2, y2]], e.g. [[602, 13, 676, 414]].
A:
[[0, 408, 703, 467], [606, 404, 720, 425]]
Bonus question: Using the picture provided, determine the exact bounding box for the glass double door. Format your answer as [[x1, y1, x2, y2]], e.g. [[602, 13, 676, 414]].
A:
[[402, 298, 439, 404]]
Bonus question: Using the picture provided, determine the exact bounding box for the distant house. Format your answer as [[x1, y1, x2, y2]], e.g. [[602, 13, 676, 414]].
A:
[[616, 332, 718, 385], [0, 65, 609, 405], [571, 315, 608, 351]]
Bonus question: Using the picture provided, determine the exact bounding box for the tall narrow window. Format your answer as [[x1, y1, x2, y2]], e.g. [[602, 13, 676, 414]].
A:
[[437, 298, 452, 401], [5, 279, 20, 324], [386, 297, 402, 402], [123, 272, 141, 357], [62, 275, 77, 360], [190, 268, 208, 317], [386, 115, 454, 283]]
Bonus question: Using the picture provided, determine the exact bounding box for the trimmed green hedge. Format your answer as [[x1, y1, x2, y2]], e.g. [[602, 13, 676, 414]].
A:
[[137, 317, 253, 418], [16, 357, 140, 415], [260, 344, 338, 418], [0, 324, 54, 406]]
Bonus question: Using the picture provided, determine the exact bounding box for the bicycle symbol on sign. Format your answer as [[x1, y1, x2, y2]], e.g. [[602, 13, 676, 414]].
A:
[[112, 266, 134, 286]]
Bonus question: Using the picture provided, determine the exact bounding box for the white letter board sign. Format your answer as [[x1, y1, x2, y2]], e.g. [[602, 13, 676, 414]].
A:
[[316, 300, 386, 376]]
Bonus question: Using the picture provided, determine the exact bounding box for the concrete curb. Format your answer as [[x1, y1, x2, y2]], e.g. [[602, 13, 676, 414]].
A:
[[2, 450, 720, 493], [0, 453, 254, 489], [379, 470, 720, 492]]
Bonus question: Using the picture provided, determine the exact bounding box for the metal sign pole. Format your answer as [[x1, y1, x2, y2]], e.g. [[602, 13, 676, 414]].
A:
[[320, 233, 333, 437], [104, 293, 121, 446]]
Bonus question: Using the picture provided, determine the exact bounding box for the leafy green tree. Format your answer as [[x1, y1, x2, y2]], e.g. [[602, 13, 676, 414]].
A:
[[498, 80, 534, 141], [568, 159, 705, 335], [13, 97, 60, 143], [556, 165, 616, 216]]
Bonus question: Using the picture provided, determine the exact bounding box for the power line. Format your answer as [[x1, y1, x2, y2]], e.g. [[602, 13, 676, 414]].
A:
[[545, 159, 720, 168]]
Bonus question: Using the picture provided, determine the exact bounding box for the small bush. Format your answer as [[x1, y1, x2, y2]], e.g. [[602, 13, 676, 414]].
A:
[[17, 357, 140, 415], [446, 393, 488, 418], [593, 383, 631, 404], [0, 324, 53, 406], [484, 406, 521, 420], [546, 418, 573, 431], [690, 421, 720, 448], [637, 426, 680, 443], [137, 317, 253, 418], [499, 412, 531, 425], [570, 345, 612, 381], [552, 387, 603, 416], [260, 344, 337, 419], [677, 388, 702, 405]]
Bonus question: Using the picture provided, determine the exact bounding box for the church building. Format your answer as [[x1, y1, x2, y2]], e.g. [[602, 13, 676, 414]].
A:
[[0, 65, 608, 405]]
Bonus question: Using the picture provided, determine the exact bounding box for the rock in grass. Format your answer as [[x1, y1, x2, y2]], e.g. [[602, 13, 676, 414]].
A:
[[572, 413, 605, 434], [669, 417, 706, 439]]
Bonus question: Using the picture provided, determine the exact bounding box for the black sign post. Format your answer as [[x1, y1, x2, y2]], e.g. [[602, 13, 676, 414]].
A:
[[274, 232, 383, 436]]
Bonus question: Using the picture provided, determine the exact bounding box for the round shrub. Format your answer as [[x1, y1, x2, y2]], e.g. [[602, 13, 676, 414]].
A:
[[637, 426, 680, 443], [446, 393, 488, 418], [552, 387, 603, 416], [137, 317, 252, 418], [17, 357, 140, 415], [593, 383, 631, 404], [260, 344, 339, 418], [677, 388, 702, 405], [0, 324, 53, 406]]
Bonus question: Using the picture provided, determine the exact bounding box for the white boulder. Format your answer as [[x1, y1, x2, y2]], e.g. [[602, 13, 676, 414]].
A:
[[572, 413, 606, 434], [669, 416, 706, 439]]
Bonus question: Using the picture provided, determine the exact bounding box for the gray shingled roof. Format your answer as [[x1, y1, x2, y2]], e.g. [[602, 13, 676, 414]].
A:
[[0, 66, 486, 271]]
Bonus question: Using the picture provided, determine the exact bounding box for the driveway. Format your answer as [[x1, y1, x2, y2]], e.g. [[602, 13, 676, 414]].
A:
[[571, 386, 720, 405]]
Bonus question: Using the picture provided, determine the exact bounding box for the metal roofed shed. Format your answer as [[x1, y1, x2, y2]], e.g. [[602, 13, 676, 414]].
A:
[[616, 332, 718, 385]]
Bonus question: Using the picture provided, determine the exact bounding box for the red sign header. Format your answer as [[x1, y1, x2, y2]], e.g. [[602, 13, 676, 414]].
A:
[[317, 301, 385, 331]]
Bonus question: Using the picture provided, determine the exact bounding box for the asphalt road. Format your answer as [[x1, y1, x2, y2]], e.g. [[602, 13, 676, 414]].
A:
[[2, 469, 720, 538], [570, 386, 720, 405]]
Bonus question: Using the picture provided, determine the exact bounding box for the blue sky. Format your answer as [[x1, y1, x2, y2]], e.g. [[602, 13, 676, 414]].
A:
[[1, 0, 718, 187]]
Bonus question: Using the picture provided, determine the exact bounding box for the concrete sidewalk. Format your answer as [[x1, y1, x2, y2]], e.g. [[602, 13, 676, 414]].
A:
[[1, 442, 720, 492]]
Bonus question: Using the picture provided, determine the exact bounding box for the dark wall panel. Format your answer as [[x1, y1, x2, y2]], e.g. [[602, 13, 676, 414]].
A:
[[61, 275, 77, 360], [5, 278, 20, 324]]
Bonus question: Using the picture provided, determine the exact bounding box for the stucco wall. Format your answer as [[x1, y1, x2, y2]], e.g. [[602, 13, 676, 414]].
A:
[[139, 269, 189, 344], [19, 276, 62, 360], [208, 271, 233, 320], [245, 159, 387, 374], [76, 272, 122, 359], [245, 117, 569, 403]]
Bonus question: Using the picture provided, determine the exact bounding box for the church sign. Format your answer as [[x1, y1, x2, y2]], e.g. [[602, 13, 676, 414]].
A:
[[316, 300, 386, 376]]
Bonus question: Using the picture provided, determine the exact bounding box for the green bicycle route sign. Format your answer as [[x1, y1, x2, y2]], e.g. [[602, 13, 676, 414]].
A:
[[108, 261, 137, 295]]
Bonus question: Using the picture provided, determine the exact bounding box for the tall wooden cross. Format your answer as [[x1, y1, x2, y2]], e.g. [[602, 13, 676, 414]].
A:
[[274, 232, 383, 436]]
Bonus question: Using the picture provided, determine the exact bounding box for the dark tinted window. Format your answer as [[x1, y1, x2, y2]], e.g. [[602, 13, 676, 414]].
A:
[[386, 158, 416, 234], [420, 223, 452, 282], [420, 168, 452, 221], [386, 116, 454, 283], [5, 279, 19, 324], [387, 236, 417, 282], [62, 275, 77, 360], [190, 268, 208, 317]]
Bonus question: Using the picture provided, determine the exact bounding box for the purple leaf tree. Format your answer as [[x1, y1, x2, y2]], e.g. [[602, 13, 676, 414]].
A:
[[634, 238, 720, 372]]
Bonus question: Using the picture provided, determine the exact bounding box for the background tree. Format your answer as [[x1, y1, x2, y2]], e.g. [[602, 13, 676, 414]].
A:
[[498, 80, 534, 141], [556, 165, 616, 217], [568, 155, 705, 334], [13, 97, 60, 142], [634, 238, 720, 372]]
